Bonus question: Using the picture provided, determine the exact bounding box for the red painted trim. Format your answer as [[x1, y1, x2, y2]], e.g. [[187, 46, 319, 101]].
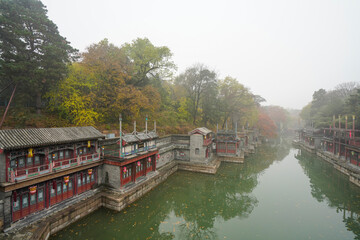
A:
[[105, 150, 158, 167]]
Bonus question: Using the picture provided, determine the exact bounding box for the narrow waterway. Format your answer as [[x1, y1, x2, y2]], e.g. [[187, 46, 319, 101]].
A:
[[50, 142, 360, 240]]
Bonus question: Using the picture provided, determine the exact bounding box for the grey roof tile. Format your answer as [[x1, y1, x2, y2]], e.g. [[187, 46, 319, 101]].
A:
[[0, 126, 104, 150]]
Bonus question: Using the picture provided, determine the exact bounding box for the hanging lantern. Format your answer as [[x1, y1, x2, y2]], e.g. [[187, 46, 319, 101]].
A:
[[29, 186, 37, 194], [148, 157, 151, 162], [350, 131, 352, 138], [88, 169, 93, 175], [64, 176, 69, 183], [123, 166, 127, 172], [157, 154, 160, 159], [52, 180, 57, 189], [137, 161, 141, 167], [88, 141, 91, 148], [13, 191, 17, 202], [28, 148, 33, 158], [52, 153, 56, 159]]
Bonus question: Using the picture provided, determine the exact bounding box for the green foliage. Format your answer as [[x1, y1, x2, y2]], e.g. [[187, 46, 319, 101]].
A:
[[47, 63, 99, 126], [0, 0, 77, 112], [175, 64, 218, 125], [300, 83, 360, 129], [218, 77, 258, 128], [122, 38, 176, 86]]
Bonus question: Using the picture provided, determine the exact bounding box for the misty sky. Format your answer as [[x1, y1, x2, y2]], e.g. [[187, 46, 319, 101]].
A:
[[42, 0, 360, 110]]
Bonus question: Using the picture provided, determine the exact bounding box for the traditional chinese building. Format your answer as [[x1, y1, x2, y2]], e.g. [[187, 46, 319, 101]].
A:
[[320, 116, 360, 166], [216, 130, 241, 157], [0, 127, 104, 227], [297, 127, 323, 153], [102, 120, 158, 189], [188, 127, 214, 163]]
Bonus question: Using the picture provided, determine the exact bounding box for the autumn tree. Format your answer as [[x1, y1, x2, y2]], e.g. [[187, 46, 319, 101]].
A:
[[175, 64, 218, 125], [47, 63, 99, 126], [48, 39, 161, 126], [122, 38, 176, 86], [218, 77, 257, 129], [0, 0, 77, 114], [262, 106, 289, 132], [256, 109, 277, 138]]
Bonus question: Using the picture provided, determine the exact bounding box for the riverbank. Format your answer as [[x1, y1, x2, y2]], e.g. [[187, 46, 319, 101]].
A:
[[293, 140, 360, 188]]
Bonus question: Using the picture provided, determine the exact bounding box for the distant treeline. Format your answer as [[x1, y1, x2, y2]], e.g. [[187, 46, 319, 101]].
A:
[[300, 82, 360, 129], [0, 0, 289, 137]]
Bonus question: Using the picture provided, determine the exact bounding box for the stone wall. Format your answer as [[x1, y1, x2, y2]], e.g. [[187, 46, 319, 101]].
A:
[[103, 162, 178, 212], [174, 149, 190, 161], [0, 199, 3, 231], [31, 192, 102, 240], [102, 164, 120, 188], [156, 135, 191, 167], [189, 134, 207, 162]]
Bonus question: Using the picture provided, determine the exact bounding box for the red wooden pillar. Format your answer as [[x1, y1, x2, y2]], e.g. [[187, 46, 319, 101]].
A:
[[74, 172, 78, 195], [132, 163, 136, 182], [142, 160, 146, 176], [153, 155, 157, 171]]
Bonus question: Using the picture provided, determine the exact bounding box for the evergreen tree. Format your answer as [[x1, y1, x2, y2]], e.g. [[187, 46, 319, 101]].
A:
[[0, 0, 77, 114]]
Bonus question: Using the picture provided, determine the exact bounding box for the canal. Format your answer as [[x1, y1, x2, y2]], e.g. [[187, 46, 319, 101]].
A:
[[50, 142, 360, 240]]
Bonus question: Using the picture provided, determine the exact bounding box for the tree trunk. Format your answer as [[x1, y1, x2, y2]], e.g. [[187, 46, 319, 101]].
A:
[[36, 92, 42, 115]]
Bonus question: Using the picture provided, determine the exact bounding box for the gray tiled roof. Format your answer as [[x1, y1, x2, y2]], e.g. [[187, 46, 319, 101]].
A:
[[137, 132, 149, 141], [188, 127, 212, 136], [100, 131, 159, 146], [0, 127, 104, 150], [122, 134, 139, 143], [147, 131, 158, 139]]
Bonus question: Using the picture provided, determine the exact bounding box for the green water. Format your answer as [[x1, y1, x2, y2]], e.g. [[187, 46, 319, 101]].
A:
[[50, 143, 360, 240]]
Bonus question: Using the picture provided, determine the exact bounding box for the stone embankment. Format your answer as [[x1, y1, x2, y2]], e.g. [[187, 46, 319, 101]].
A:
[[294, 140, 360, 188]]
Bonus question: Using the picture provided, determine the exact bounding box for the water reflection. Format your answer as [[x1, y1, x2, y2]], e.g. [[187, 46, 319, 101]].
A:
[[295, 149, 360, 240], [50, 142, 291, 240]]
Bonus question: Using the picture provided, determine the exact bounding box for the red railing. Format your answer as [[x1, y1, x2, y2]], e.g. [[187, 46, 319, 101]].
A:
[[8, 153, 100, 183]]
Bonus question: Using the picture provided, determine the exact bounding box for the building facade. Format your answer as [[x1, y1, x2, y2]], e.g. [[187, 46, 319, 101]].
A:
[[188, 127, 214, 163], [0, 127, 104, 228], [102, 130, 159, 189]]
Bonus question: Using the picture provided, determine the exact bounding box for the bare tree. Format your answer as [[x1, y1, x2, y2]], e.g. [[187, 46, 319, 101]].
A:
[[334, 82, 360, 99]]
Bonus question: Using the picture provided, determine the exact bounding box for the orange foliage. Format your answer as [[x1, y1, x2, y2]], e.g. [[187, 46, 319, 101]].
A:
[[256, 110, 277, 138]]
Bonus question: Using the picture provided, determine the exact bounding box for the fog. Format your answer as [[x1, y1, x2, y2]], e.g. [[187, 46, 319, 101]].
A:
[[42, 0, 360, 109]]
